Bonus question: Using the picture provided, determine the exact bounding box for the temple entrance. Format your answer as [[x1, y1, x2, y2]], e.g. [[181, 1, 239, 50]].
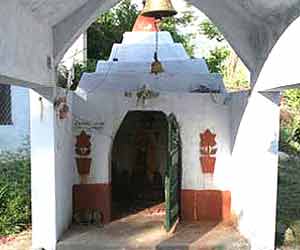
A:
[[111, 111, 168, 221], [111, 111, 181, 231]]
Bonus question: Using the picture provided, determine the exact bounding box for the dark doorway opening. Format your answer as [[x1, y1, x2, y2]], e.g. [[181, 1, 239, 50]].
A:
[[111, 111, 168, 220]]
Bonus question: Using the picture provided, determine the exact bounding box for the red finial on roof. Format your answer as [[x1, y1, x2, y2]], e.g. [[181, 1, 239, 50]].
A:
[[132, 15, 158, 32]]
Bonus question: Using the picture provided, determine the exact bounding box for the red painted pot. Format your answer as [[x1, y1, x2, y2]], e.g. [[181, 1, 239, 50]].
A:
[[76, 158, 92, 175], [200, 156, 216, 174]]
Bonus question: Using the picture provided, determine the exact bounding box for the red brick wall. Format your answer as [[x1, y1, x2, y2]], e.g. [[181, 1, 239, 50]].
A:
[[73, 185, 230, 224], [73, 183, 111, 224], [181, 190, 231, 222]]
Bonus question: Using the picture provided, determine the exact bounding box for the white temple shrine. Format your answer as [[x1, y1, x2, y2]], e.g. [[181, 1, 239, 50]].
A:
[[30, 15, 281, 250], [73, 21, 230, 219]]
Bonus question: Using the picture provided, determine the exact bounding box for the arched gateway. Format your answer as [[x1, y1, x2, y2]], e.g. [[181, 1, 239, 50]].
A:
[[30, 5, 284, 250], [111, 111, 181, 231]]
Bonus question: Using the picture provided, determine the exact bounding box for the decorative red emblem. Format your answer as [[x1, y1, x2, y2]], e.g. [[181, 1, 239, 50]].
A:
[[75, 130, 92, 184], [75, 130, 91, 156], [200, 129, 217, 174]]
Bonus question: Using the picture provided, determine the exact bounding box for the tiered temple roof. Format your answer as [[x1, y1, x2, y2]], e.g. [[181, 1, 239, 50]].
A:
[[78, 20, 225, 95]]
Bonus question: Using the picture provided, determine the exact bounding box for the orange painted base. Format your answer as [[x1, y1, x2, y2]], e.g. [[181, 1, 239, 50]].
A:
[[73, 186, 230, 224], [73, 183, 111, 224], [181, 190, 231, 222]]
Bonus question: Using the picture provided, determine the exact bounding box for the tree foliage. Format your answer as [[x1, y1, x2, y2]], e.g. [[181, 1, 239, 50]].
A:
[[87, 0, 195, 60], [280, 89, 300, 153], [199, 19, 224, 42], [199, 18, 227, 74], [58, 0, 195, 89], [204, 47, 229, 74], [87, 0, 139, 60], [199, 19, 249, 90], [283, 89, 300, 112], [159, 11, 195, 57]]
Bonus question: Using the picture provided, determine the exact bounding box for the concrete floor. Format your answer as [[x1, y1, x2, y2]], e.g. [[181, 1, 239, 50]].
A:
[[57, 212, 250, 250]]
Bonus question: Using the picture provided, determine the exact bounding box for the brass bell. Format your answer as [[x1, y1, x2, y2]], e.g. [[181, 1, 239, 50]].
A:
[[151, 60, 164, 74], [151, 52, 164, 74], [141, 0, 177, 19]]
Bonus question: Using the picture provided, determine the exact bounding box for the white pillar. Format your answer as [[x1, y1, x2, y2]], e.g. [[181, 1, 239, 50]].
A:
[[230, 90, 280, 250], [30, 88, 75, 250], [30, 89, 57, 250]]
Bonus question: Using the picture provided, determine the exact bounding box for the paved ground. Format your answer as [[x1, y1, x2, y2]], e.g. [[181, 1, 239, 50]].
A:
[[0, 224, 298, 250], [0, 230, 31, 250], [57, 211, 250, 250]]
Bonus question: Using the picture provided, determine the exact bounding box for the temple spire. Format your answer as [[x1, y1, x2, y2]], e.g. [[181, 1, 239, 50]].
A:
[[132, 14, 158, 32]]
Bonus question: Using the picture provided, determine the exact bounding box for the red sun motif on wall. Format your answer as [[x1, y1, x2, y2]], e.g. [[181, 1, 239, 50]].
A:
[[200, 129, 217, 174]]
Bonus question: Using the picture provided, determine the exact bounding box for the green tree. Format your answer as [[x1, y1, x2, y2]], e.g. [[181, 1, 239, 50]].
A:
[[87, 0, 195, 60], [159, 11, 195, 57], [87, 0, 139, 60], [280, 89, 300, 153], [199, 19, 227, 74], [199, 19, 249, 90], [58, 0, 195, 88], [204, 47, 229, 74], [283, 89, 300, 112], [199, 19, 224, 42]]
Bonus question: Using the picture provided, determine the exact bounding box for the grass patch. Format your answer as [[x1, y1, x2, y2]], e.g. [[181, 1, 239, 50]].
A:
[[276, 157, 300, 247], [0, 143, 31, 236]]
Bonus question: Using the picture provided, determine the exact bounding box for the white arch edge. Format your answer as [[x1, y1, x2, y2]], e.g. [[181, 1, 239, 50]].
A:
[[255, 16, 300, 91]]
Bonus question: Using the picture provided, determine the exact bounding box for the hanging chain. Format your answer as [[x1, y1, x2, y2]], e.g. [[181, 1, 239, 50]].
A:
[[151, 20, 164, 74], [154, 20, 159, 61], [155, 29, 158, 61]]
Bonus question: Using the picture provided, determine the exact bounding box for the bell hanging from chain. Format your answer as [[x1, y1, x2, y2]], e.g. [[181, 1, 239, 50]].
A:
[[151, 52, 164, 74], [141, 0, 177, 19]]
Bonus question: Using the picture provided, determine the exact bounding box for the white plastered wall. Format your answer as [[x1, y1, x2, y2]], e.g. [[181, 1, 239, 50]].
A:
[[0, 86, 30, 152], [256, 16, 300, 91], [31, 87, 280, 250], [72, 89, 281, 250], [230, 90, 280, 250], [30, 90, 56, 250], [30, 32, 86, 250], [0, 1, 54, 86], [54, 91, 77, 241], [30, 89, 76, 250], [72, 91, 232, 191]]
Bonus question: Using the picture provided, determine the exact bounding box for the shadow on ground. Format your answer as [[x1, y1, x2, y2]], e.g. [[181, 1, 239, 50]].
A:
[[57, 209, 250, 250]]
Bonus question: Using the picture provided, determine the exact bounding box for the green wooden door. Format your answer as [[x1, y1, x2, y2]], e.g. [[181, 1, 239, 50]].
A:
[[165, 113, 181, 232]]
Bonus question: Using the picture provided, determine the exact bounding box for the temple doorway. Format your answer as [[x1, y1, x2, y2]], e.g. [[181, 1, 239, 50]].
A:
[[111, 111, 168, 220]]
